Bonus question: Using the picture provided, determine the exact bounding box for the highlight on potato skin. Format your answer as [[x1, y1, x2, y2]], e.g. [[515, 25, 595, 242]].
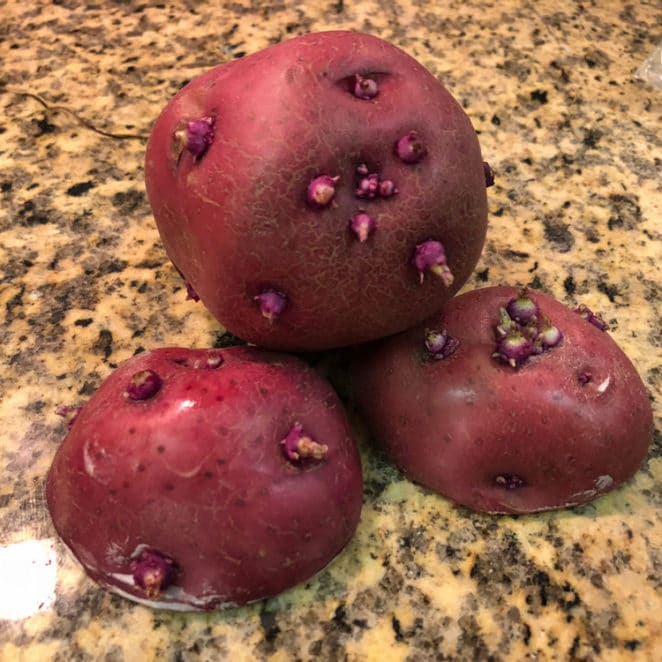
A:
[[351, 285, 653, 515]]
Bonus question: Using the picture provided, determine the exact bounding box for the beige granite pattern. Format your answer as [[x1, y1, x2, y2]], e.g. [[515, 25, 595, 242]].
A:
[[0, 0, 660, 660]]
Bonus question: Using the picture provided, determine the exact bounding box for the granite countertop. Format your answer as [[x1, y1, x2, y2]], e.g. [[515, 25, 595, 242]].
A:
[[1, 1, 660, 660]]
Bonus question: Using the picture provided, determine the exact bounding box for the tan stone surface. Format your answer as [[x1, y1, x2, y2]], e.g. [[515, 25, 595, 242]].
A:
[[0, 1, 660, 659]]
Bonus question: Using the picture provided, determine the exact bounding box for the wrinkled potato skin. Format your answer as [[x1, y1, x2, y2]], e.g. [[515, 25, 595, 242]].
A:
[[47, 347, 363, 610], [145, 31, 487, 350], [351, 286, 653, 514]]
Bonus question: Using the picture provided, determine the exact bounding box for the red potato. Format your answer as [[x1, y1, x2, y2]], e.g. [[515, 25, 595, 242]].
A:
[[351, 286, 653, 514], [46, 347, 363, 610], [144, 30, 490, 351]]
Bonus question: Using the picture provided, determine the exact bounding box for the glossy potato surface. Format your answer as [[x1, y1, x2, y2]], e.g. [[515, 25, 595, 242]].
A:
[[47, 347, 363, 610]]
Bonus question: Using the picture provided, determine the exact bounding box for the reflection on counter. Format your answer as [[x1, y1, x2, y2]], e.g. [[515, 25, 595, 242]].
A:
[[0, 539, 57, 621]]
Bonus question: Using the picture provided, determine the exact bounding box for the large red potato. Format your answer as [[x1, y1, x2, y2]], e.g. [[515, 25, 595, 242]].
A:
[[46, 347, 363, 610], [144, 31, 490, 351], [351, 286, 653, 514]]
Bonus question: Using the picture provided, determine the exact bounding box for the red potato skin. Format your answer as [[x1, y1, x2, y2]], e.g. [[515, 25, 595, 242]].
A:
[[144, 31, 488, 351], [46, 347, 363, 610], [351, 286, 653, 514]]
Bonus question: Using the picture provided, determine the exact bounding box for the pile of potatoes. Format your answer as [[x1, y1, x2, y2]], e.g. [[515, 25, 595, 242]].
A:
[[47, 31, 652, 611]]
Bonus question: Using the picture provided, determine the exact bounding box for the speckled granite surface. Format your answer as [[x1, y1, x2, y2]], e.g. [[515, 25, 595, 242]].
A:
[[1, 1, 660, 660]]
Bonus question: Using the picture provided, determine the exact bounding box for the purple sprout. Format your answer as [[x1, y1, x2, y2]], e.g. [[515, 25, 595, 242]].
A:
[[354, 171, 398, 200], [254, 288, 287, 322], [494, 307, 518, 339], [184, 281, 200, 302], [350, 212, 376, 242], [173, 116, 215, 160], [307, 175, 339, 208], [424, 329, 459, 360], [495, 473, 526, 489], [578, 371, 593, 385], [412, 240, 454, 286], [174, 266, 200, 302], [378, 179, 398, 198], [494, 330, 535, 368], [353, 74, 379, 100], [354, 165, 398, 199], [171, 352, 224, 369], [280, 422, 328, 463], [483, 161, 495, 187], [574, 304, 609, 332], [55, 404, 81, 429], [506, 289, 539, 324], [355, 172, 380, 199], [131, 548, 178, 599], [493, 291, 563, 367], [125, 370, 162, 401], [395, 131, 427, 164], [533, 320, 563, 353], [205, 352, 223, 369]]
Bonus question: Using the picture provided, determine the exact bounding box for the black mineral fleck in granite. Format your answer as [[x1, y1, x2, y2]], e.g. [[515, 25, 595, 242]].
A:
[[543, 217, 575, 252], [65, 180, 96, 196], [111, 189, 146, 213], [563, 275, 577, 296], [260, 610, 281, 643]]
